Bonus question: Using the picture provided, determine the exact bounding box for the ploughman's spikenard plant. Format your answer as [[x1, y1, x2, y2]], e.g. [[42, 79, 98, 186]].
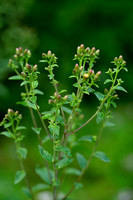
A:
[[0, 45, 127, 200]]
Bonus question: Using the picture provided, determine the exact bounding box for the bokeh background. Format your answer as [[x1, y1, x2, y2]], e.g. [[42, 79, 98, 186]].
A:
[[0, 0, 133, 200]]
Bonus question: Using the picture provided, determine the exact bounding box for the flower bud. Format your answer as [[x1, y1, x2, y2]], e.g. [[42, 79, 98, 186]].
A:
[[21, 72, 27, 77], [57, 94, 61, 99], [19, 47, 23, 52], [83, 73, 89, 79], [119, 55, 123, 60], [8, 109, 14, 116], [5, 114, 9, 119], [73, 69, 76, 74], [8, 59, 13, 65], [104, 88, 108, 94], [16, 48, 19, 54], [14, 54, 17, 59], [75, 63, 79, 70], [96, 49, 100, 55], [85, 47, 90, 53], [113, 94, 118, 99], [27, 50, 31, 57], [47, 50, 52, 57], [42, 53, 46, 59], [18, 114, 22, 120], [63, 95, 68, 100], [114, 57, 117, 61], [24, 49, 28, 54], [33, 64, 37, 71], [15, 111, 19, 116], [79, 66, 83, 71], [92, 47, 96, 52], [26, 63, 32, 72], [48, 99, 53, 104], [122, 61, 126, 66], [80, 44, 84, 51]]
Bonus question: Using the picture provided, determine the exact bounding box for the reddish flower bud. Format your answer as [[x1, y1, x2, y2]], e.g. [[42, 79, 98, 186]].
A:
[[33, 64, 37, 71], [92, 47, 96, 52]]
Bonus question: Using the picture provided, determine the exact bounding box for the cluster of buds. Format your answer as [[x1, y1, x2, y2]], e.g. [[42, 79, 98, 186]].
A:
[[0, 109, 22, 127], [73, 63, 83, 74], [48, 93, 68, 105], [42, 50, 57, 64], [20, 64, 38, 79], [74, 44, 100, 60], [83, 69, 94, 79], [114, 55, 126, 67], [13, 47, 31, 60]]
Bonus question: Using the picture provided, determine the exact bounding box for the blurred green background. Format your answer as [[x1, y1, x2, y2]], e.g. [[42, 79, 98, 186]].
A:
[[0, 0, 133, 200]]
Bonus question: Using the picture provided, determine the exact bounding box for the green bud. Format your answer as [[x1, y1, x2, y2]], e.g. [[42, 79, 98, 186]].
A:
[[33, 64, 37, 71], [8, 109, 14, 116]]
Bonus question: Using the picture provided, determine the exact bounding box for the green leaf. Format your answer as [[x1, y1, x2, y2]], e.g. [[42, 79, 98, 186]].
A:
[[79, 135, 96, 143], [111, 102, 117, 108], [87, 87, 95, 93], [35, 166, 52, 184], [32, 183, 50, 192], [42, 136, 50, 144], [4, 122, 12, 128], [76, 153, 87, 170], [39, 60, 48, 63], [20, 81, 29, 86], [27, 101, 37, 110], [59, 89, 67, 94], [32, 127, 41, 135], [96, 112, 105, 124], [94, 92, 104, 101], [16, 126, 26, 131], [14, 170, 26, 184], [33, 81, 38, 89], [73, 83, 79, 88], [56, 157, 74, 169], [49, 124, 60, 136], [22, 187, 31, 198], [8, 75, 22, 80], [38, 145, 53, 163], [105, 122, 115, 127], [54, 145, 71, 157], [62, 106, 72, 114], [56, 115, 64, 125], [17, 147, 27, 159], [74, 182, 83, 190], [34, 89, 44, 95], [65, 168, 81, 176], [0, 131, 14, 138], [94, 151, 110, 162], [115, 86, 127, 93], [104, 79, 112, 84]]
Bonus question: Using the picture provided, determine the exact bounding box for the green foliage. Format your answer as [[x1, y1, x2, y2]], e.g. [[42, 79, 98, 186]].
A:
[[0, 45, 127, 200]]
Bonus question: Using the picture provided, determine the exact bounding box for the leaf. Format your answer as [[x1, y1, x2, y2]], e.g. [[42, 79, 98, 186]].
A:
[[38, 145, 53, 163], [32, 127, 41, 135], [79, 135, 96, 143], [94, 91, 104, 101], [14, 170, 26, 184], [17, 147, 27, 159], [94, 151, 110, 162], [56, 157, 74, 169], [76, 153, 87, 170], [16, 126, 26, 131], [59, 89, 67, 94], [96, 112, 105, 124], [39, 60, 48, 63], [62, 106, 72, 114], [22, 187, 31, 198], [111, 102, 117, 108], [20, 81, 29, 86], [65, 168, 81, 176], [4, 122, 12, 128], [0, 131, 14, 138], [49, 124, 60, 136], [56, 115, 64, 125], [42, 135, 50, 144], [54, 145, 71, 157], [87, 87, 95, 93], [33, 81, 38, 89], [34, 89, 44, 95], [27, 101, 37, 110], [32, 183, 50, 192], [35, 166, 52, 184], [115, 86, 127, 93], [74, 182, 83, 190], [104, 79, 112, 84], [105, 122, 115, 127], [8, 75, 22, 80], [73, 83, 79, 88]]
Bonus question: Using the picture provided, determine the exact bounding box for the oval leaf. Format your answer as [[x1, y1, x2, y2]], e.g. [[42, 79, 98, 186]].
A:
[[76, 153, 87, 170], [0, 131, 14, 138], [94, 151, 110, 162], [14, 170, 26, 184], [79, 135, 96, 143], [38, 145, 53, 163]]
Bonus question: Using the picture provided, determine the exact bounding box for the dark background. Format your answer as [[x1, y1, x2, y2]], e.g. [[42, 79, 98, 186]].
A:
[[0, 0, 133, 200]]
